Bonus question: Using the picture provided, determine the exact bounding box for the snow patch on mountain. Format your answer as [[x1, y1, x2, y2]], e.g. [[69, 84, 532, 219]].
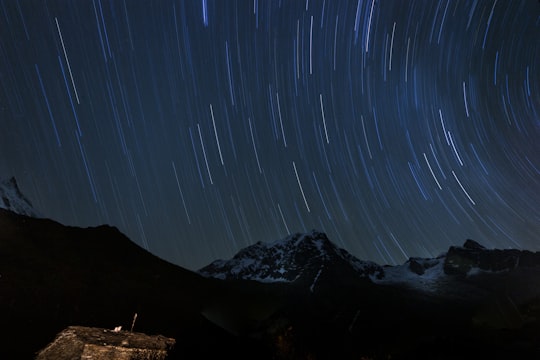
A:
[[0, 177, 39, 217], [372, 256, 447, 292], [310, 266, 324, 293]]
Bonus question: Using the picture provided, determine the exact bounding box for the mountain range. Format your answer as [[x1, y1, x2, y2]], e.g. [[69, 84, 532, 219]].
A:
[[200, 229, 540, 303], [1, 177, 540, 359]]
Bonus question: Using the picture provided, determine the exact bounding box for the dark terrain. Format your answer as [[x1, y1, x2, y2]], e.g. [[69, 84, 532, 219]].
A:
[[1, 208, 540, 359], [0, 209, 283, 359]]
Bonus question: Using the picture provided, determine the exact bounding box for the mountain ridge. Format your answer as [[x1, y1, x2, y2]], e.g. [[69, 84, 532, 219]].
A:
[[199, 230, 540, 299]]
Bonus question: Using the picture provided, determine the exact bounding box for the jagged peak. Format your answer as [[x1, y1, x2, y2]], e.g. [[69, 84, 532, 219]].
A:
[[1, 176, 21, 193], [199, 230, 384, 283], [234, 229, 329, 253], [0, 176, 39, 218], [229, 230, 340, 267], [462, 239, 485, 250], [261, 229, 329, 245], [273, 230, 331, 250]]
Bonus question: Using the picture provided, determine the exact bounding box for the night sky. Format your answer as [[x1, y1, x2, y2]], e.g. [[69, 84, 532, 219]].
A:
[[1, 0, 539, 270]]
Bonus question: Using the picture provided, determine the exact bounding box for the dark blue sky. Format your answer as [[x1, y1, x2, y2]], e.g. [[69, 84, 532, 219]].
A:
[[1, 0, 539, 270]]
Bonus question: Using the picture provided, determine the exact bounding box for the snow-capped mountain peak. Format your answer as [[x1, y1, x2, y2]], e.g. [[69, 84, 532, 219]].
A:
[[198, 230, 384, 284], [0, 177, 39, 217]]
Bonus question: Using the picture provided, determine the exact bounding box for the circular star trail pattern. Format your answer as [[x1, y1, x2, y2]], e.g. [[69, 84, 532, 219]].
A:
[[1, 1, 539, 270]]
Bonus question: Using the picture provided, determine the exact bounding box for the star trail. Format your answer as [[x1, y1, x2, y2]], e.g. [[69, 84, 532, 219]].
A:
[[0, 0, 538, 270]]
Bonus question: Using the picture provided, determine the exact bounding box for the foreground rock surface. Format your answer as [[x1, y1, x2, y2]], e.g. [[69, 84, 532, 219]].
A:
[[36, 326, 175, 360]]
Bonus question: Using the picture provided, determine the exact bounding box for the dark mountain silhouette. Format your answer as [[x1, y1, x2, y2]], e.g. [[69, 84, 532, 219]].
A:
[[0, 208, 285, 359], [1, 180, 540, 359]]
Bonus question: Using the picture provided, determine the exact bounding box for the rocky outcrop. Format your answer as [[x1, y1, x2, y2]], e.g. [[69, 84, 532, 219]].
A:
[[444, 239, 540, 276], [407, 257, 441, 275], [36, 326, 175, 360]]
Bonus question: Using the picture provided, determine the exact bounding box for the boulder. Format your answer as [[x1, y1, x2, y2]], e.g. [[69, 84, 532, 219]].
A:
[[36, 326, 175, 360]]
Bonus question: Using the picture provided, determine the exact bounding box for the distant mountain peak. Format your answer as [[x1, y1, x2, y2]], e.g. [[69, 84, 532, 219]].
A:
[[0, 177, 39, 217], [198, 230, 384, 284]]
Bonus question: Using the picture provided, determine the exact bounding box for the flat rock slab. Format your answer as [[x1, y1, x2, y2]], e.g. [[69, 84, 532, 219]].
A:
[[36, 326, 175, 360]]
